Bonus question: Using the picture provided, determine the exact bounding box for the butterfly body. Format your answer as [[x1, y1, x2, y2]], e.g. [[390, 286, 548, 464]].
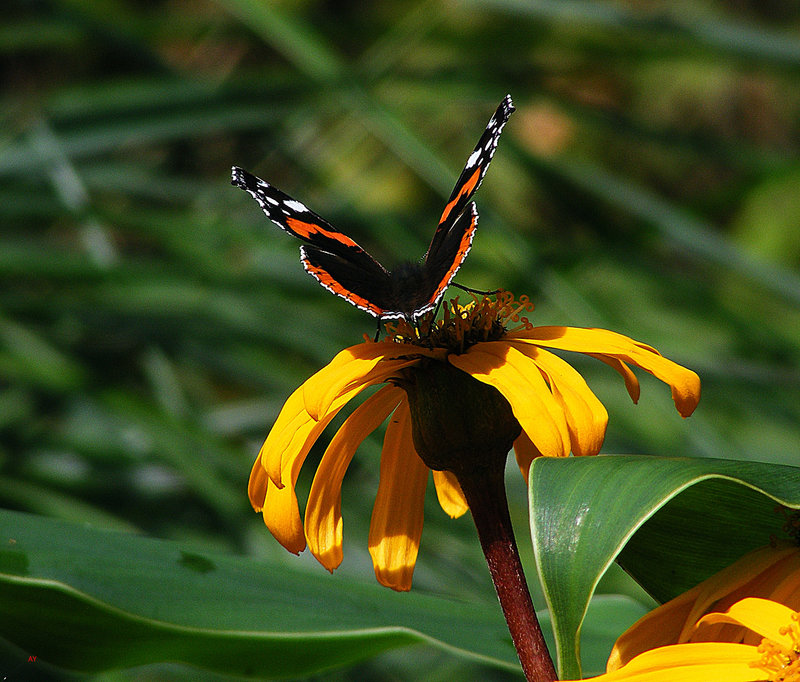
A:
[[232, 95, 514, 321]]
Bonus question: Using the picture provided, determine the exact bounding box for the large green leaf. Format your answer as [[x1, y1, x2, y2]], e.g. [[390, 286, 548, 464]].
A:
[[0, 507, 647, 678], [529, 455, 800, 678], [0, 508, 516, 677]]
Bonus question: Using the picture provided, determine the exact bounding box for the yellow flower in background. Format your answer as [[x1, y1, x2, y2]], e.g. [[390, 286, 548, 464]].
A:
[[249, 292, 700, 591], [561, 598, 800, 682], [608, 537, 800, 670]]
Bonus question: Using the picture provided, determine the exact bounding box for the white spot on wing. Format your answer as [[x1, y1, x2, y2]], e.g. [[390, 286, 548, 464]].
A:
[[466, 150, 480, 168], [284, 199, 307, 212]]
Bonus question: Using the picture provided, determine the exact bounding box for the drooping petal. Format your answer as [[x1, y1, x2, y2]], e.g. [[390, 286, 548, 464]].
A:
[[514, 326, 701, 417], [300, 341, 394, 420], [251, 345, 433, 573], [248, 455, 268, 511], [259, 387, 350, 487], [510, 341, 608, 456], [565, 642, 763, 682], [303, 341, 434, 420], [256, 385, 309, 487], [697, 598, 799, 652], [449, 342, 571, 458], [513, 430, 543, 481], [261, 449, 308, 554], [432, 470, 469, 518], [256, 393, 354, 552], [259, 356, 409, 486], [368, 397, 429, 591], [590, 354, 641, 404], [305, 385, 404, 572]]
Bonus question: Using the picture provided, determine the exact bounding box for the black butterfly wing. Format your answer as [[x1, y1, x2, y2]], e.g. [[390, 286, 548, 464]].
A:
[[428, 95, 514, 256], [300, 245, 401, 318], [415, 202, 478, 316], [231, 166, 394, 317], [418, 95, 514, 310]]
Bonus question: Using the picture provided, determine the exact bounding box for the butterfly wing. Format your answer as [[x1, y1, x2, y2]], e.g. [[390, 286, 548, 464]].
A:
[[415, 202, 478, 317], [420, 95, 515, 308], [231, 166, 394, 317]]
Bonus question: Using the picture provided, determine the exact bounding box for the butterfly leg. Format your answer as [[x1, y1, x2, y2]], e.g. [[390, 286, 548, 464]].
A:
[[373, 317, 383, 342], [429, 296, 445, 323]]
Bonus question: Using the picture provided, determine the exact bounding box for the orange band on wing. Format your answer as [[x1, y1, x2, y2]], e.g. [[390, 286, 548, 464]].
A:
[[431, 209, 477, 300], [302, 259, 385, 317], [286, 217, 360, 248], [438, 167, 481, 225]]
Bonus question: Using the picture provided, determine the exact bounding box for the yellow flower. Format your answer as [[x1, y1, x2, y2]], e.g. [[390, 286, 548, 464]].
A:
[[561, 598, 800, 681], [249, 292, 700, 591], [608, 539, 800, 670]]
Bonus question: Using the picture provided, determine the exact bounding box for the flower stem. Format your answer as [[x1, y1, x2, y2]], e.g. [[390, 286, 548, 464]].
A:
[[456, 461, 558, 682]]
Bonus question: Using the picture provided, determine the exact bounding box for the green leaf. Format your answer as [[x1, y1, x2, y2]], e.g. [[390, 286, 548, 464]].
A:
[[571, 595, 650, 677], [0, 506, 645, 678], [0, 508, 519, 678], [529, 455, 800, 678]]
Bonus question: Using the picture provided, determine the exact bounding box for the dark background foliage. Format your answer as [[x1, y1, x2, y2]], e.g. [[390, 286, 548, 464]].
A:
[[2, 0, 800, 678]]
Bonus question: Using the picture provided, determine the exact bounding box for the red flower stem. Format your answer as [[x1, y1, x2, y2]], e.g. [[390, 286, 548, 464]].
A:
[[456, 462, 557, 682]]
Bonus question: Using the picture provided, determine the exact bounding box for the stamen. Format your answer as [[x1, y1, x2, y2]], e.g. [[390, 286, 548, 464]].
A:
[[750, 611, 800, 681], [382, 290, 534, 353]]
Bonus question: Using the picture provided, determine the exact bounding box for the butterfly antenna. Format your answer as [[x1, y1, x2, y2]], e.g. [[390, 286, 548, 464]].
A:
[[451, 282, 501, 297]]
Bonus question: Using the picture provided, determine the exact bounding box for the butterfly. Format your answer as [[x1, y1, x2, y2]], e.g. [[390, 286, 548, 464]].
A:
[[231, 94, 514, 322]]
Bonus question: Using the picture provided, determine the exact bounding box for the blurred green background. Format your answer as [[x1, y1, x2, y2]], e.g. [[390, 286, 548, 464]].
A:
[[2, 0, 800, 679]]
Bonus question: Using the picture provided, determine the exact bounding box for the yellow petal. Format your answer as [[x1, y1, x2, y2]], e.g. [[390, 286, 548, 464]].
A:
[[449, 342, 571, 458], [259, 398, 350, 552], [609, 543, 800, 669], [607, 582, 705, 671], [261, 360, 400, 487], [261, 389, 350, 487], [569, 642, 764, 682], [510, 341, 608, 456], [513, 326, 701, 417], [261, 342, 430, 487], [513, 430, 543, 481], [432, 470, 469, 518], [301, 344, 385, 420], [305, 385, 404, 571], [590, 354, 640, 404], [257, 385, 309, 486], [261, 452, 307, 555], [683, 544, 800, 643], [252, 344, 428, 562], [248, 455, 268, 512], [303, 341, 432, 420], [697, 598, 799, 651], [368, 398, 428, 591]]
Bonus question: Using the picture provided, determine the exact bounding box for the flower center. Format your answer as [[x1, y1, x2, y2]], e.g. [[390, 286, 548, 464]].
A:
[[751, 612, 800, 681], [385, 290, 534, 353], [384, 291, 528, 474]]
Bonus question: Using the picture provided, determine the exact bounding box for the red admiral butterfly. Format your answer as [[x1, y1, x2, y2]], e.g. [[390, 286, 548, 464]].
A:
[[232, 94, 514, 321]]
